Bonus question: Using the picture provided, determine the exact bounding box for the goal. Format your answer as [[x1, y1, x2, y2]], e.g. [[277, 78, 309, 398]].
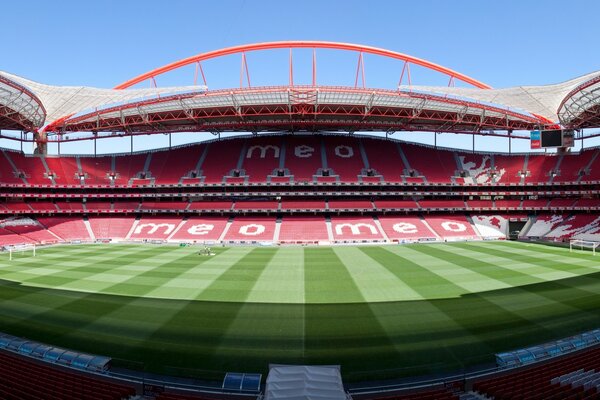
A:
[[8, 244, 36, 260], [569, 239, 600, 255]]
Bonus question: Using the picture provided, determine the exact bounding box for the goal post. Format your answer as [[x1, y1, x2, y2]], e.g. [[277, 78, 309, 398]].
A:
[[8, 244, 36, 261], [570, 239, 600, 255]]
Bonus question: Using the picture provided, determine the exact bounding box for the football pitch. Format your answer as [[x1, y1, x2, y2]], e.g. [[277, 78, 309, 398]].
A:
[[1, 241, 600, 381]]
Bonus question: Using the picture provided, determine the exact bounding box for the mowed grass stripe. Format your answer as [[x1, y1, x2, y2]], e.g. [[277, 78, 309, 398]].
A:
[[304, 247, 366, 303], [145, 247, 254, 300], [357, 246, 496, 367], [384, 246, 512, 294], [99, 248, 231, 297], [333, 247, 423, 301], [303, 248, 400, 374], [246, 247, 304, 303], [474, 241, 600, 273], [22, 246, 184, 290], [196, 248, 278, 301], [407, 245, 558, 348], [358, 246, 462, 299], [439, 243, 578, 282], [411, 244, 545, 287]]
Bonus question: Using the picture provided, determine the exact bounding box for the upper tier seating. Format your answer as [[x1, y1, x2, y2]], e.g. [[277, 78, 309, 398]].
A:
[[149, 145, 204, 185], [324, 136, 366, 182], [457, 152, 495, 184], [330, 216, 385, 241], [278, 216, 330, 242], [0, 150, 25, 184], [8, 153, 48, 185], [0, 349, 135, 400], [555, 150, 597, 183], [424, 215, 479, 240], [378, 216, 437, 241], [201, 140, 244, 183], [494, 154, 526, 184], [241, 136, 284, 183], [361, 137, 404, 182], [222, 217, 277, 242], [402, 143, 456, 183], [284, 135, 324, 182], [525, 154, 559, 184], [79, 155, 113, 185], [1, 136, 600, 187]]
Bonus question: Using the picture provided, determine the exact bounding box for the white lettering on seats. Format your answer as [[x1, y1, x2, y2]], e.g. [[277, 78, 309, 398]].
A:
[[334, 145, 354, 158], [441, 221, 467, 232], [187, 224, 215, 235], [134, 223, 176, 235], [392, 222, 418, 233], [295, 145, 314, 158], [239, 224, 266, 236], [335, 223, 378, 235], [246, 145, 280, 159]]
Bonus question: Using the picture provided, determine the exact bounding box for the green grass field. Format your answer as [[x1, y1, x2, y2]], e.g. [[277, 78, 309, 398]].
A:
[[1, 241, 600, 381]]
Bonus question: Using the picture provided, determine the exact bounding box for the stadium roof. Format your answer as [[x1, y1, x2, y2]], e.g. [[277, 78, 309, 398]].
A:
[[2, 41, 600, 142]]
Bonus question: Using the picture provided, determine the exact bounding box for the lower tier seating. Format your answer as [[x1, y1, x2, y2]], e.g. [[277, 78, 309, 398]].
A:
[[0, 350, 135, 400]]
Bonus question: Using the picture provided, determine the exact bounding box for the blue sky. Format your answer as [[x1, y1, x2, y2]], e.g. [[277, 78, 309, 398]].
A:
[[3, 0, 600, 154]]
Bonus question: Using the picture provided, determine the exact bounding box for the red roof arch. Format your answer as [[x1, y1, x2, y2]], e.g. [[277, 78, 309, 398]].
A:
[[114, 41, 492, 90]]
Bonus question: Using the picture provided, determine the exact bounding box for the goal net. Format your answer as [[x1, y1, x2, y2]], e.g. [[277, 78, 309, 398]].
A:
[[570, 239, 600, 255], [8, 244, 36, 260]]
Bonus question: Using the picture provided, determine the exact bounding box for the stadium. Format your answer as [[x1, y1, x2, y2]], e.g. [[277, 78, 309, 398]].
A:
[[3, 31, 600, 400]]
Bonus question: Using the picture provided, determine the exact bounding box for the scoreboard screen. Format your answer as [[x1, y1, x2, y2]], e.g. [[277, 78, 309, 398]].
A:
[[530, 129, 574, 149], [541, 130, 563, 147]]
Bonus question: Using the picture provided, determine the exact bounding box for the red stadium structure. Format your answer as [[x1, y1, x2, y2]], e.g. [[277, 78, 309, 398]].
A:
[[2, 41, 600, 399]]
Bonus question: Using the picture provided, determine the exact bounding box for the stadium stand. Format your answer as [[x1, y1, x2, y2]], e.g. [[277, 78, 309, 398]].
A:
[[129, 217, 184, 240], [524, 215, 567, 238], [0, 349, 135, 400], [88, 217, 136, 240], [37, 217, 91, 241], [169, 217, 229, 242], [222, 217, 277, 242], [471, 215, 508, 238], [555, 150, 598, 183], [472, 346, 600, 400], [284, 135, 324, 182], [402, 143, 455, 183], [278, 216, 329, 243], [330, 216, 385, 242], [424, 215, 479, 240], [242, 136, 284, 183], [361, 137, 404, 182], [378, 216, 437, 241], [280, 199, 326, 211], [202, 140, 244, 183], [324, 136, 366, 182], [494, 154, 526, 184]]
